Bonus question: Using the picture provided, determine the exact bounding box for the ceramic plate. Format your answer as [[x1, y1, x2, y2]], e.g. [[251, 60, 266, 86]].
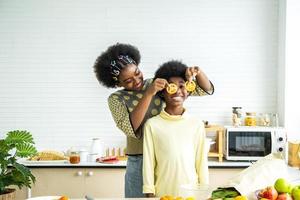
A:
[[22, 160, 68, 164]]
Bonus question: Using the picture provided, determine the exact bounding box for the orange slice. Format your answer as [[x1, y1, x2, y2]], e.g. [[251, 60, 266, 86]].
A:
[[185, 81, 196, 92], [166, 83, 178, 94]]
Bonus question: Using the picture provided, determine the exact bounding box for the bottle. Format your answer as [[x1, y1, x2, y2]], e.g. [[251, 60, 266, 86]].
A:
[[90, 138, 103, 157], [271, 113, 279, 127], [245, 112, 256, 126]]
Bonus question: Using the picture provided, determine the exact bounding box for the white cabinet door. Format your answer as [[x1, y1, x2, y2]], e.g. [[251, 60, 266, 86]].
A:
[[84, 168, 125, 198], [31, 168, 85, 198]]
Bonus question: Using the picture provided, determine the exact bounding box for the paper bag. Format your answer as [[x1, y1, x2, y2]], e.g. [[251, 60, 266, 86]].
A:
[[223, 153, 289, 199]]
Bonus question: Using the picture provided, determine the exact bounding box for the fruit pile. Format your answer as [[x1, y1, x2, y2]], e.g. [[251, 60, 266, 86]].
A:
[[258, 178, 300, 200]]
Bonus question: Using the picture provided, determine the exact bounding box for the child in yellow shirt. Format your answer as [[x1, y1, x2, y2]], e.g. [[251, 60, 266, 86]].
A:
[[143, 60, 209, 197]]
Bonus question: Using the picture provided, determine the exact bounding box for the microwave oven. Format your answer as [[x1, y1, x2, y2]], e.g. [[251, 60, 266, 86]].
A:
[[224, 126, 287, 161]]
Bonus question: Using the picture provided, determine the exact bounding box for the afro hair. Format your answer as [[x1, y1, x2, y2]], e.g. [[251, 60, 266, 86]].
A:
[[154, 60, 188, 98], [93, 43, 141, 88], [154, 60, 187, 81]]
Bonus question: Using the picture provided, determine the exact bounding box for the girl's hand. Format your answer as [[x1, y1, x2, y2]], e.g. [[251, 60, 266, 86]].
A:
[[146, 78, 168, 96], [185, 66, 200, 82]]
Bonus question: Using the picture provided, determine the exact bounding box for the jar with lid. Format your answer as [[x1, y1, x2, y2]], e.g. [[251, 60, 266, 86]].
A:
[[232, 107, 242, 127], [69, 151, 80, 164], [245, 112, 257, 126], [258, 113, 271, 126]]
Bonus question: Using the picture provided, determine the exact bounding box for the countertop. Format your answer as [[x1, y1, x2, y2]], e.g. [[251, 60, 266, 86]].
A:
[[20, 159, 253, 168]]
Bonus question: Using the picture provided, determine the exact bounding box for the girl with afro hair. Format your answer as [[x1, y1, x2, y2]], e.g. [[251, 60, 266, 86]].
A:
[[93, 43, 214, 197]]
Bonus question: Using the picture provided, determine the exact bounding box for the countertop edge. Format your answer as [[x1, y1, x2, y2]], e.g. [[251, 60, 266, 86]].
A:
[[20, 160, 252, 168]]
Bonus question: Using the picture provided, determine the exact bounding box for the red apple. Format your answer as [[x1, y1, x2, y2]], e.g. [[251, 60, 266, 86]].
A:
[[276, 193, 293, 200], [259, 186, 278, 200]]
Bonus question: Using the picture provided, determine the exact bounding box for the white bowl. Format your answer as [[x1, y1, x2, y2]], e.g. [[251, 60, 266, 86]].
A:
[[205, 138, 215, 154]]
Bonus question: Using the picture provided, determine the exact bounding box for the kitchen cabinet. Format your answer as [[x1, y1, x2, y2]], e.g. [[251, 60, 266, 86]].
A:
[[15, 167, 244, 200], [16, 168, 125, 200]]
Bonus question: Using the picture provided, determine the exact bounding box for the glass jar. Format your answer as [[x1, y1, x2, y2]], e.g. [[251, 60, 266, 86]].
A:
[[271, 113, 279, 127], [232, 107, 242, 127], [69, 151, 80, 164], [258, 113, 270, 126], [245, 112, 256, 126]]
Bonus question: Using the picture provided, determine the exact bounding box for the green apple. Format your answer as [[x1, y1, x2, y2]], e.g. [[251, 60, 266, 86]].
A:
[[288, 184, 294, 194], [274, 178, 291, 193], [292, 185, 300, 200]]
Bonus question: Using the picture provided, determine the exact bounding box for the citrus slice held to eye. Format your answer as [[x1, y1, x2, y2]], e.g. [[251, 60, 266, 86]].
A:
[[166, 83, 178, 94], [185, 81, 196, 92]]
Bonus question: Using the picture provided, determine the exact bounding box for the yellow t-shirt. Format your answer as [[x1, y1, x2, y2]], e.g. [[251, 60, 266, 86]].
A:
[[143, 109, 209, 197]]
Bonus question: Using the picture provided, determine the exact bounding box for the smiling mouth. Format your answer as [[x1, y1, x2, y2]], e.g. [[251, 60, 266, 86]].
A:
[[171, 96, 183, 101], [135, 81, 142, 89]]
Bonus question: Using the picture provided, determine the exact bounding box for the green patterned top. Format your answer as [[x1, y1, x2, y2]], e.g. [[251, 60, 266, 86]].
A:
[[108, 78, 213, 155]]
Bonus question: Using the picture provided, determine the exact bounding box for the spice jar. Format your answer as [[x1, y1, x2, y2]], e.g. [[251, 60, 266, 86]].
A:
[[69, 151, 80, 164], [245, 112, 256, 126]]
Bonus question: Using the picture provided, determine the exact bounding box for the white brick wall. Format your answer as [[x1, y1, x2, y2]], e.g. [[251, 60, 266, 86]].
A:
[[0, 0, 280, 151]]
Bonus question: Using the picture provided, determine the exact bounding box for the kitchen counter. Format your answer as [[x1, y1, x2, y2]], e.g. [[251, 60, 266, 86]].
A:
[[20, 159, 253, 168]]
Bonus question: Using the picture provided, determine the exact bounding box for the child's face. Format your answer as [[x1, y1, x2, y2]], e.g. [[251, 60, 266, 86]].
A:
[[163, 77, 188, 107], [118, 64, 144, 91]]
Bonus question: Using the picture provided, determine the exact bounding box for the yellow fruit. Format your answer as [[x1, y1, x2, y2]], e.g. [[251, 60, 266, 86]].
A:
[[160, 195, 174, 200], [234, 195, 247, 200], [166, 83, 177, 94], [160, 197, 168, 200], [175, 197, 184, 200], [165, 195, 174, 200], [185, 81, 196, 92], [185, 197, 195, 200], [58, 196, 69, 200]]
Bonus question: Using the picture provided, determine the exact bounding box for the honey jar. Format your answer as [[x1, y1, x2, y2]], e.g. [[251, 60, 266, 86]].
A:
[[69, 151, 80, 164], [245, 112, 256, 126]]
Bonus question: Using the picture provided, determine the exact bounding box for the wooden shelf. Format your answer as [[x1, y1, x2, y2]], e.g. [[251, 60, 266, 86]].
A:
[[205, 125, 224, 162]]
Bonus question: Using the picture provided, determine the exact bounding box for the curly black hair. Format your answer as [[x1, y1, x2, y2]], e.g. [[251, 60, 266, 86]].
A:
[[154, 60, 188, 98], [93, 43, 141, 88], [154, 60, 187, 81]]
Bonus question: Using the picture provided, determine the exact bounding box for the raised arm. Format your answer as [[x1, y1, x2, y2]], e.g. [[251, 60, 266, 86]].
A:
[[129, 78, 167, 132], [186, 66, 214, 95]]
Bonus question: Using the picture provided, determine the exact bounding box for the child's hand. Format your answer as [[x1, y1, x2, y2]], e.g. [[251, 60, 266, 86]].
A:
[[185, 66, 200, 82], [146, 193, 155, 198], [146, 78, 167, 96]]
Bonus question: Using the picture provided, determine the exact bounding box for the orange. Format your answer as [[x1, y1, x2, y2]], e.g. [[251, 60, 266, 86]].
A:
[[58, 196, 69, 200]]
